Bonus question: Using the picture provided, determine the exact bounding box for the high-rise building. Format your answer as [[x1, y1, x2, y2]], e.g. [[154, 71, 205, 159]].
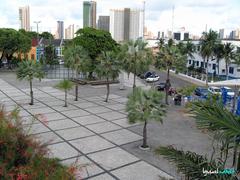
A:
[[97, 16, 110, 32], [110, 8, 143, 42], [56, 21, 64, 39], [83, 1, 97, 28], [19, 6, 30, 31], [229, 30, 237, 39], [173, 32, 181, 40], [219, 29, 224, 39], [65, 24, 75, 39], [184, 33, 189, 40]]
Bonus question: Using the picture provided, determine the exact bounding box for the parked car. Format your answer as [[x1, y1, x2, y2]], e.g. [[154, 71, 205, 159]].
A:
[[221, 86, 235, 98], [58, 59, 64, 65], [146, 74, 160, 82], [143, 71, 155, 79], [155, 82, 166, 91], [208, 86, 221, 95], [195, 87, 209, 97]]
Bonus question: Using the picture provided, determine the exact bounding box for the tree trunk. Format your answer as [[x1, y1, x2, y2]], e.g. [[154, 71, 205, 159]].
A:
[[202, 58, 206, 80], [105, 78, 110, 102], [142, 120, 148, 148], [217, 59, 220, 78], [75, 83, 78, 101], [206, 58, 209, 86], [165, 68, 170, 105], [0, 50, 4, 61], [232, 139, 238, 167], [64, 89, 67, 107], [133, 73, 136, 89], [237, 151, 240, 171], [226, 62, 229, 80], [29, 80, 34, 105]]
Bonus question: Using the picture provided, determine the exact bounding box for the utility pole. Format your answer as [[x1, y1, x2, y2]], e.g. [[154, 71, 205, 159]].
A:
[[172, 6, 175, 38], [143, 1, 145, 39]]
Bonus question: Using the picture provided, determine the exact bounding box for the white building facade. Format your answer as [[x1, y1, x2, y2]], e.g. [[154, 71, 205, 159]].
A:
[[19, 6, 30, 31], [110, 8, 143, 42]]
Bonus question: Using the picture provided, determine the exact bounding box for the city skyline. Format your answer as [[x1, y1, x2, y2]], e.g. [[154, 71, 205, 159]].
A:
[[0, 0, 240, 36]]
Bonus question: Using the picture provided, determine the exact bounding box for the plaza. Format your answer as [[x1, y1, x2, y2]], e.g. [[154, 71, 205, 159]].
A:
[[0, 72, 213, 179]]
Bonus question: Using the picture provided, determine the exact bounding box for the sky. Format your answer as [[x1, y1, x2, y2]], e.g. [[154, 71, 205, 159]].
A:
[[0, 0, 240, 37]]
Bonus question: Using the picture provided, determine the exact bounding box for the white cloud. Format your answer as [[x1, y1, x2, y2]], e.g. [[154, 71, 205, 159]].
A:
[[0, 0, 239, 37]]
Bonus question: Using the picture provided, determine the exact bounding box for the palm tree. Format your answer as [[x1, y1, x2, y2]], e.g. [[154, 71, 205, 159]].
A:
[[96, 51, 121, 102], [16, 60, 44, 105], [200, 30, 219, 86], [56, 80, 74, 107], [64, 46, 90, 101], [223, 43, 235, 80], [189, 98, 240, 170], [126, 87, 166, 148], [155, 146, 232, 179], [123, 39, 152, 89], [156, 39, 183, 105], [213, 43, 224, 78]]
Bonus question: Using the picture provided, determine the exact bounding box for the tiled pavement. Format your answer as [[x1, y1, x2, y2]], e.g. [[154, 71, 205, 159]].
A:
[[0, 79, 173, 180]]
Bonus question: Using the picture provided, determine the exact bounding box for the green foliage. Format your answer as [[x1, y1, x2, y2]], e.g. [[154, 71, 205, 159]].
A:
[[64, 45, 90, 75], [178, 85, 197, 96], [40, 32, 54, 40], [155, 146, 233, 179], [126, 87, 166, 124], [44, 45, 57, 65], [0, 28, 31, 60], [96, 51, 121, 81], [189, 99, 240, 138], [73, 27, 118, 76], [0, 105, 77, 179], [121, 39, 152, 76], [16, 61, 44, 81], [56, 79, 74, 91]]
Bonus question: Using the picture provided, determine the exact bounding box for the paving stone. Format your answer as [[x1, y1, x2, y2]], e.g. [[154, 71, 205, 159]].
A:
[[19, 109, 31, 117], [74, 102, 99, 109], [72, 115, 106, 125], [86, 121, 122, 134], [102, 129, 142, 145], [61, 109, 90, 118], [88, 147, 139, 170], [35, 112, 66, 122], [51, 104, 78, 112], [88, 173, 115, 180], [44, 100, 65, 106], [69, 136, 115, 154], [84, 96, 104, 101], [20, 115, 40, 125], [100, 94, 122, 99], [56, 126, 94, 140], [112, 118, 141, 128], [24, 123, 50, 134], [46, 119, 79, 130], [38, 97, 59, 102], [36, 131, 63, 144], [62, 156, 103, 179], [48, 142, 80, 160], [111, 161, 173, 180], [20, 102, 46, 110], [104, 104, 126, 111], [86, 106, 112, 114], [112, 97, 128, 103], [28, 107, 55, 115], [97, 111, 126, 121]]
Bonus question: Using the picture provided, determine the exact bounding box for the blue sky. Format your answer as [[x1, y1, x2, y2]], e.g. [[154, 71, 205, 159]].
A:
[[0, 0, 239, 37]]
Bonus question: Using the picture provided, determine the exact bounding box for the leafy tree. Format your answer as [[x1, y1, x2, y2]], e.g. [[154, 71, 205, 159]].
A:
[[155, 146, 233, 179], [0, 28, 31, 63], [56, 80, 74, 107], [200, 30, 219, 86], [73, 27, 118, 79], [122, 39, 152, 89], [126, 88, 166, 148], [40, 32, 54, 40], [156, 39, 184, 104], [16, 61, 44, 105], [96, 51, 121, 102], [44, 45, 57, 65], [64, 45, 90, 101], [223, 43, 236, 80]]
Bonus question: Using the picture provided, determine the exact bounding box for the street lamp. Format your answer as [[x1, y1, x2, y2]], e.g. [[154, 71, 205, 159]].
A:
[[34, 21, 41, 62]]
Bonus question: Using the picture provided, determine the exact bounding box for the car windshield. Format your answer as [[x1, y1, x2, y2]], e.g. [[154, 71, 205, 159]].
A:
[[214, 89, 221, 92], [201, 89, 208, 92], [226, 89, 234, 92]]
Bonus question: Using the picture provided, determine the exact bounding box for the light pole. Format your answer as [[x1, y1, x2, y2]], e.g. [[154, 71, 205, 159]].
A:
[[34, 21, 41, 62]]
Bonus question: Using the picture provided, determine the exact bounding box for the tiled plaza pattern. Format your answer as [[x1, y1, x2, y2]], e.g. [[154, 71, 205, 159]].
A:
[[0, 79, 173, 180]]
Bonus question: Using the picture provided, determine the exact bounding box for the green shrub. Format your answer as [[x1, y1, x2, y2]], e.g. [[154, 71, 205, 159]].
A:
[[0, 105, 79, 179]]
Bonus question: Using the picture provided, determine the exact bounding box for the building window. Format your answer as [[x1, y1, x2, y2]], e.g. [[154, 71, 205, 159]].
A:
[[222, 69, 225, 73], [212, 64, 216, 70], [201, 62, 204, 67], [237, 69, 240, 72], [205, 63, 207, 68], [196, 61, 199, 66], [188, 60, 191, 65], [229, 67, 234, 74]]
